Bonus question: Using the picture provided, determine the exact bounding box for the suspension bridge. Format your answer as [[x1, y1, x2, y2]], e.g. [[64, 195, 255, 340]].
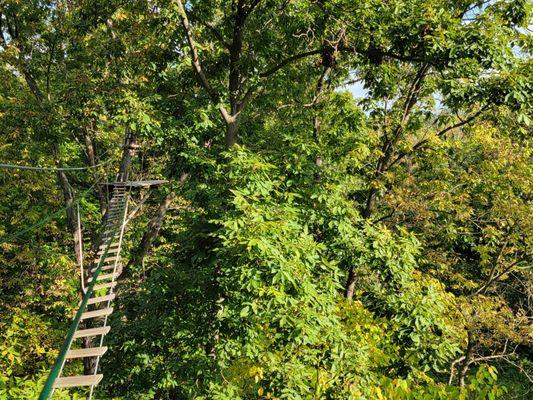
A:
[[0, 133, 165, 399]]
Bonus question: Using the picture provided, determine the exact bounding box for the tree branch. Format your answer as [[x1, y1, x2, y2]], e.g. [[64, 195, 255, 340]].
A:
[[473, 260, 522, 296], [243, 0, 263, 17], [387, 106, 489, 169], [259, 49, 323, 78], [200, 21, 230, 49], [259, 41, 440, 80], [175, 0, 232, 125], [125, 191, 153, 225], [449, 355, 466, 384]]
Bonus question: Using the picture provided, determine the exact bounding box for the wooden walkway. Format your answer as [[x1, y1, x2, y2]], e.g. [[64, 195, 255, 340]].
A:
[[47, 185, 129, 397]]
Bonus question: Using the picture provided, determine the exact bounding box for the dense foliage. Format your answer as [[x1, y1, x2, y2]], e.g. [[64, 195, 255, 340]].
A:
[[0, 0, 531, 399]]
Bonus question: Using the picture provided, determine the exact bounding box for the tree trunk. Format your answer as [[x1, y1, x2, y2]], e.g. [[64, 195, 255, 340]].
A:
[[225, 2, 245, 148], [21, 65, 44, 104], [127, 192, 175, 272], [362, 186, 377, 219], [345, 267, 356, 300], [84, 126, 106, 214], [226, 117, 239, 148], [117, 128, 137, 182], [459, 330, 474, 387], [56, 170, 83, 267]]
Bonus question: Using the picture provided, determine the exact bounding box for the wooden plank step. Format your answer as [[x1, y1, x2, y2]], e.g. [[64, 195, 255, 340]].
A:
[[53, 374, 103, 388], [81, 307, 113, 320], [99, 242, 119, 247], [99, 244, 119, 250], [99, 237, 117, 245], [87, 272, 120, 283], [99, 243, 119, 249], [66, 346, 108, 359], [93, 281, 117, 291], [91, 264, 117, 273], [97, 249, 118, 257], [86, 293, 116, 305], [73, 326, 111, 339], [103, 256, 118, 263]]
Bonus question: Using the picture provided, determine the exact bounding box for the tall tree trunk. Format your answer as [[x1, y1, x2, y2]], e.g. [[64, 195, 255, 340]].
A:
[[344, 267, 357, 300], [56, 169, 83, 267], [459, 330, 474, 387], [127, 192, 176, 271], [57, 166, 94, 374], [117, 129, 137, 182], [226, 117, 239, 148], [84, 125, 106, 214], [90, 129, 138, 254], [225, 1, 245, 148], [362, 186, 377, 219], [126, 171, 187, 273]]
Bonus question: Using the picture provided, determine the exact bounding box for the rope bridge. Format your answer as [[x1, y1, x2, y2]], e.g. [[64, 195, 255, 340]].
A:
[[0, 132, 165, 399], [12, 133, 166, 400], [38, 183, 129, 399]]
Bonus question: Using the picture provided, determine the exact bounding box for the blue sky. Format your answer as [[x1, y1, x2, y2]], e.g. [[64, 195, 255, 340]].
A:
[[346, 80, 368, 99]]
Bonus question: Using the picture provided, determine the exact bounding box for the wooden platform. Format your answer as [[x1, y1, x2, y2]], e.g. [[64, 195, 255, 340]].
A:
[[102, 180, 167, 188]]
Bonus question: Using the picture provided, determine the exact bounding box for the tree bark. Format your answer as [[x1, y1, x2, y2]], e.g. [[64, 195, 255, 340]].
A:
[[117, 128, 137, 182], [459, 330, 474, 387], [226, 116, 240, 148], [345, 66, 428, 299], [84, 125, 106, 214], [127, 192, 176, 271], [226, 1, 246, 147], [176, 0, 254, 148], [345, 267, 356, 300], [56, 169, 83, 268]]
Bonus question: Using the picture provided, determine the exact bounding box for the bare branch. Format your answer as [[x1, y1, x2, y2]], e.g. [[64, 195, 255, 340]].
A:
[[259, 49, 323, 78], [449, 356, 466, 385], [502, 357, 533, 384], [175, 0, 232, 125], [387, 106, 489, 169], [434, 106, 489, 138], [473, 260, 522, 296], [125, 191, 153, 225]]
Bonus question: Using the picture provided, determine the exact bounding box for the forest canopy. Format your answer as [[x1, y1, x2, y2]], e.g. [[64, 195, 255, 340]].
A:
[[0, 0, 531, 399]]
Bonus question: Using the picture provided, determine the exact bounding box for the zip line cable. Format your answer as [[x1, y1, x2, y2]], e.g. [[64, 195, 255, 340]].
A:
[[0, 145, 118, 173], [0, 146, 122, 244], [0, 159, 113, 172], [0, 181, 99, 245]]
